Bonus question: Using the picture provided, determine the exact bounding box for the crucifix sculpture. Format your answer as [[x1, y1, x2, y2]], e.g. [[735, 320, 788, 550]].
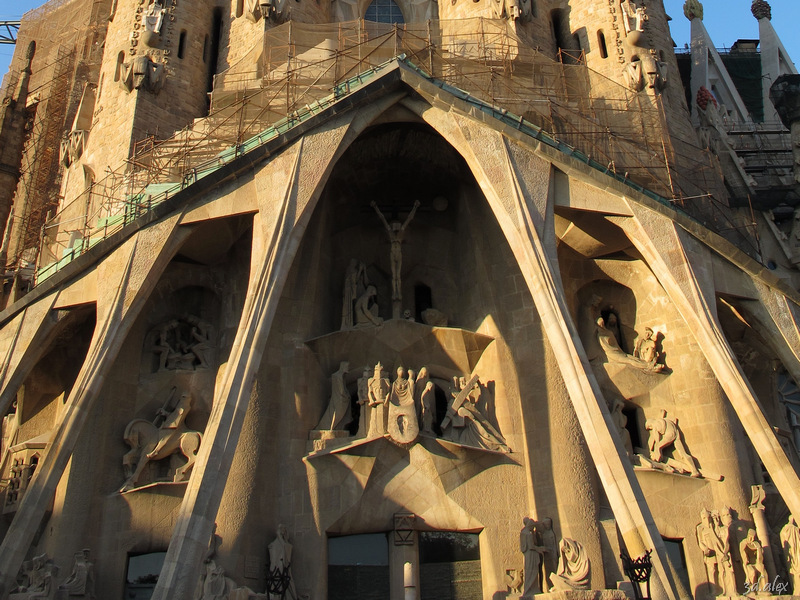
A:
[[371, 199, 420, 319]]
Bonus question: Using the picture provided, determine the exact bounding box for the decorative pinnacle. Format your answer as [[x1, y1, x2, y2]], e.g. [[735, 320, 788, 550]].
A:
[[751, 0, 771, 21], [683, 0, 703, 21]]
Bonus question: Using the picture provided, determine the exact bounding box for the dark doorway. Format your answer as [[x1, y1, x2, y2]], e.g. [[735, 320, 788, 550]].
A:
[[420, 531, 482, 599], [328, 533, 390, 600]]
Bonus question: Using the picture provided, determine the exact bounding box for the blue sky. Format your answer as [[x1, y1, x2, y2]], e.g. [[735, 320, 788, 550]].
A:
[[1, 0, 799, 83]]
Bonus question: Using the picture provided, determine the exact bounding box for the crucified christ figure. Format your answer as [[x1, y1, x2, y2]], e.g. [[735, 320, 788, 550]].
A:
[[371, 200, 420, 302]]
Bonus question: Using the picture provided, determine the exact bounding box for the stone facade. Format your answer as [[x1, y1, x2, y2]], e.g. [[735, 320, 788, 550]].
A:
[[0, 1, 799, 600]]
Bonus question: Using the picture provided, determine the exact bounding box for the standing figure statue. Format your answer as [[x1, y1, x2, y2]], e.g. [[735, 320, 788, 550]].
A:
[[267, 525, 297, 600], [781, 515, 800, 594], [712, 510, 736, 596], [538, 518, 559, 593], [340, 260, 368, 330], [370, 200, 421, 306], [356, 367, 371, 438], [314, 362, 352, 431], [520, 517, 545, 598], [367, 363, 391, 437], [697, 508, 723, 591], [419, 381, 436, 435], [740, 529, 767, 592]]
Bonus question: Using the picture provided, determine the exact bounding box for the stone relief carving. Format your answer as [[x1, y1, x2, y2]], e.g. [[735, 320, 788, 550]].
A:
[[387, 367, 419, 445], [780, 515, 800, 594], [314, 362, 352, 431], [740, 529, 768, 592], [505, 568, 523, 595], [121, 389, 203, 491], [142, 0, 166, 46], [149, 315, 215, 372], [11, 554, 58, 600], [341, 260, 368, 330], [711, 510, 737, 596], [442, 375, 510, 453], [267, 525, 297, 600], [641, 409, 701, 477], [371, 200, 420, 308], [551, 538, 590, 591], [120, 55, 166, 95], [59, 131, 86, 168], [57, 549, 95, 600], [5, 453, 39, 513], [596, 316, 665, 372]]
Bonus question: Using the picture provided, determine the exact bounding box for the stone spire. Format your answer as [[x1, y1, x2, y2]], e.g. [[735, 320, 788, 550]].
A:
[[683, 0, 703, 21], [751, 0, 771, 21]]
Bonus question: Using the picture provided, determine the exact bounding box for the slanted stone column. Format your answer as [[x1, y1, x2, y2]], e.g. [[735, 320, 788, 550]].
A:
[[754, 0, 798, 126], [0, 215, 189, 599], [613, 204, 800, 521]]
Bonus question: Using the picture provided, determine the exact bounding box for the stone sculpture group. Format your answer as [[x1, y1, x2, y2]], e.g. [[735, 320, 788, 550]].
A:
[[315, 361, 509, 452], [518, 517, 589, 597]]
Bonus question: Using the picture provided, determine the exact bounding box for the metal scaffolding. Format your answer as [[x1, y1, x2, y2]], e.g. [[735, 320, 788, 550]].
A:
[[38, 18, 734, 284]]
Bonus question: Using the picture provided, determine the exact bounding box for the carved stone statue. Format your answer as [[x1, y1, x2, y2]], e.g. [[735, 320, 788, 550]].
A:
[[538, 518, 559, 593], [58, 549, 95, 599], [11, 553, 58, 599], [367, 363, 390, 437], [751, 0, 771, 21], [633, 327, 659, 364], [314, 362, 352, 431], [551, 538, 590, 591], [267, 525, 297, 600], [644, 410, 700, 477], [620, 0, 647, 45], [781, 515, 800, 594], [608, 397, 633, 455], [419, 381, 436, 435], [711, 511, 736, 596], [741, 529, 767, 592], [120, 55, 165, 94], [150, 316, 215, 372], [186, 316, 213, 369], [354, 285, 383, 328], [520, 517, 545, 598], [443, 376, 510, 452], [356, 367, 371, 438], [387, 367, 419, 445], [683, 0, 703, 20], [142, 0, 166, 46], [121, 390, 203, 491], [341, 260, 368, 330], [371, 200, 420, 304], [697, 508, 723, 591], [596, 317, 664, 372]]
